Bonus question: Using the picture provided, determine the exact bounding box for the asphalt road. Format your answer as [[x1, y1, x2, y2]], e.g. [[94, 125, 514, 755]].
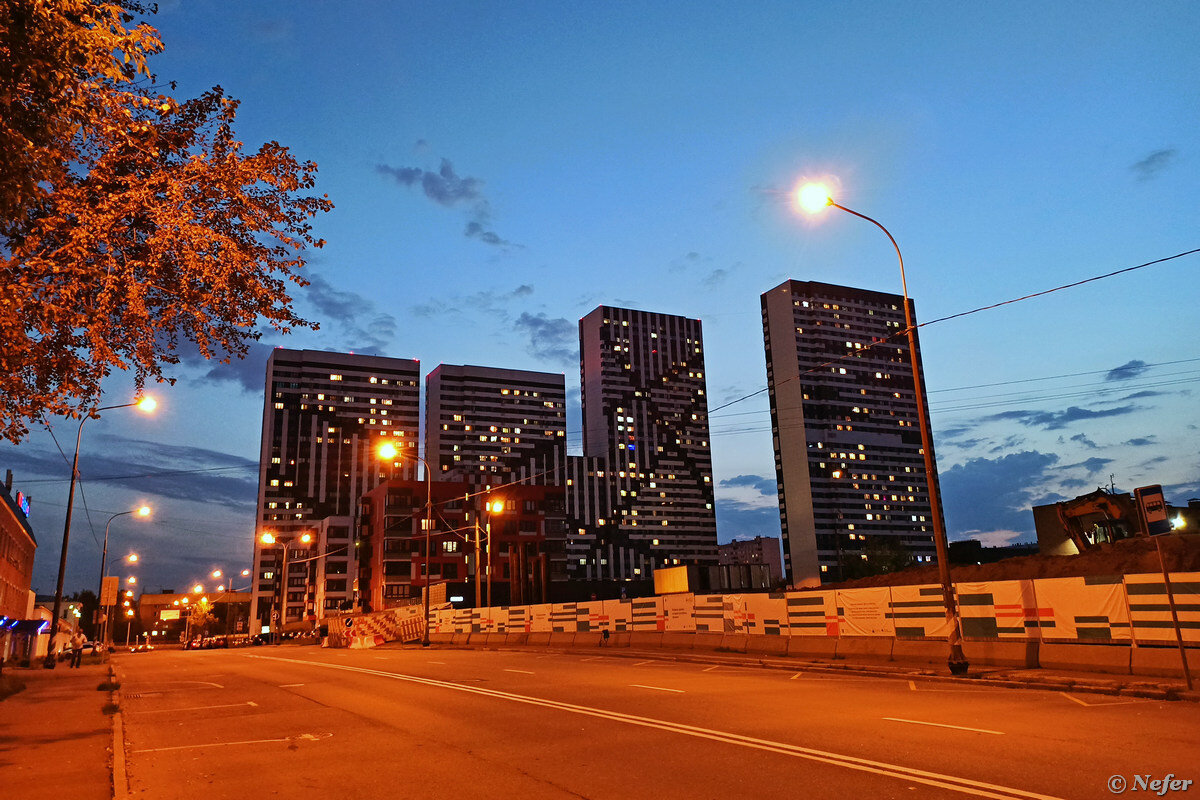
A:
[[114, 645, 1200, 799]]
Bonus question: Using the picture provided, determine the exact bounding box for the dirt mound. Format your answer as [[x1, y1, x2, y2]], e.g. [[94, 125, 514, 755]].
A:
[[820, 533, 1200, 590]]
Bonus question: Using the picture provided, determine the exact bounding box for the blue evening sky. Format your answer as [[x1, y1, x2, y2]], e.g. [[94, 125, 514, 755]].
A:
[[8, 1, 1198, 595]]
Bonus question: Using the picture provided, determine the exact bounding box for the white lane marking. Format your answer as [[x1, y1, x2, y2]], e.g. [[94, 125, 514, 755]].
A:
[[789, 672, 802, 680], [504, 669, 535, 675], [1059, 692, 1144, 708], [579, 656, 603, 662], [632, 660, 656, 666], [428, 661, 447, 665], [909, 680, 918, 691], [883, 718, 1004, 736], [631, 684, 684, 694], [125, 680, 224, 690], [131, 701, 257, 714], [132, 733, 324, 754], [703, 665, 720, 673], [278, 683, 305, 688], [247, 653, 1056, 800]]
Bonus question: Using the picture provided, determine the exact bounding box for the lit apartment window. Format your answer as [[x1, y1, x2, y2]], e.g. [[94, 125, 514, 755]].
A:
[[330, 374, 343, 381]]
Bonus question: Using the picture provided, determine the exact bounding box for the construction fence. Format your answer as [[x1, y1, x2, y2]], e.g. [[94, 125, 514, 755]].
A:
[[323, 571, 1198, 673]]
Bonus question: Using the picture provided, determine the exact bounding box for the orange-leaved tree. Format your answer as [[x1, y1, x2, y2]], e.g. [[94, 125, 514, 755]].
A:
[[0, 1, 332, 442]]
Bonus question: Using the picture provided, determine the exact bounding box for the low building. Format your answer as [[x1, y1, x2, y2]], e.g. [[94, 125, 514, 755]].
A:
[[717, 536, 784, 587], [357, 478, 566, 610], [1, 471, 38, 665]]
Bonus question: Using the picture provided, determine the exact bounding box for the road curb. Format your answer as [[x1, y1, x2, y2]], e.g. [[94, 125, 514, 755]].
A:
[[464, 642, 1198, 702]]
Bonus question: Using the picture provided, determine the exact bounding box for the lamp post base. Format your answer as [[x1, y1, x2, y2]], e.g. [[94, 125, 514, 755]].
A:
[[948, 657, 970, 676]]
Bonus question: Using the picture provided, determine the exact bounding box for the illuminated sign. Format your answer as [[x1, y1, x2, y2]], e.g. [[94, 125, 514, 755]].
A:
[[1135, 485, 1171, 535], [15, 491, 30, 517], [159, 609, 180, 621]]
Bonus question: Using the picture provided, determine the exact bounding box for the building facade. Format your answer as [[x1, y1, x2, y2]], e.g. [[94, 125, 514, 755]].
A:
[[0, 470, 36, 623], [717, 535, 784, 586], [357, 478, 564, 610], [250, 349, 421, 634], [761, 280, 939, 587], [568, 306, 718, 581], [425, 364, 567, 487]]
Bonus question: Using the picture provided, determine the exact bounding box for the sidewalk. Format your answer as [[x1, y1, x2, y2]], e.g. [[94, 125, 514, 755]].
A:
[[0, 659, 115, 800]]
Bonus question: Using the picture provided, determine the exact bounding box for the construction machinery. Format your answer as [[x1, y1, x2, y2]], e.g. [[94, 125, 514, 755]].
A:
[[1054, 486, 1167, 552]]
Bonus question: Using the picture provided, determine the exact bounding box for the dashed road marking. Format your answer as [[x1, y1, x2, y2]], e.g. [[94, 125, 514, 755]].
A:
[[630, 684, 684, 694], [883, 717, 1004, 735], [131, 701, 258, 714]]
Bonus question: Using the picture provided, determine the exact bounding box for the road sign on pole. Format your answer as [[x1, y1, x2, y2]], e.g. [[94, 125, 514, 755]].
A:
[[100, 575, 119, 606]]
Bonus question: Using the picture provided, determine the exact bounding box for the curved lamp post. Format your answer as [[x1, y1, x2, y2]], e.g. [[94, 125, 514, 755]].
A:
[[47, 396, 156, 667], [260, 531, 313, 644], [378, 442, 434, 647], [797, 183, 968, 675], [97, 505, 150, 649]]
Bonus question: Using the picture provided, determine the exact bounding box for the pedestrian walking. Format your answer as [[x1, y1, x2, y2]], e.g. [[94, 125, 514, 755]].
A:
[[69, 631, 86, 668]]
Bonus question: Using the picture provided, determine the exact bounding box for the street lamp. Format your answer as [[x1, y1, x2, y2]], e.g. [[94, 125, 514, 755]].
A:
[[485, 498, 506, 608], [47, 395, 156, 667], [261, 531, 312, 644], [97, 505, 150, 650], [796, 182, 968, 675], [378, 441, 434, 647]]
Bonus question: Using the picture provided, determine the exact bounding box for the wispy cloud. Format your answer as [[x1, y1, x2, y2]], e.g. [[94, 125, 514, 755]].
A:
[[376, 157, 518, 248], [514, 312, 577, 366], [984, 404, 1142, 431], [719, 474, 776, 495], [303, 273, 397, 353], [1069, 432, 1098, 449], [1105, 359, 1150, 382], [1131, 148, 1177, 181]]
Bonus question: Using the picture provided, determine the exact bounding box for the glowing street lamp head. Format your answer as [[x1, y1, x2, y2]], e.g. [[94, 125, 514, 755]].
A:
[[137, 505, 151, 517], [136, 396, 157, 412], [241, 569, 250, 577], [212, 569, 222, 579], [489, 501, 505, 514], [260, 531, 276, 545], [127, 553, 138, 563], [192, 584, 203, 594], [126, 576, 136, 584], [796, 182, 834, 214], [300, 532, 313, 544], [378, 442, 398, 461]]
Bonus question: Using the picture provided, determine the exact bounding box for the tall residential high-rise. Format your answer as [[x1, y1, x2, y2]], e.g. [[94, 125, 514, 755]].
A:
[[568, 306, 718, 580], [761, 280, 939, 587], [424, 364, 567, 486], [250, 349, 420, 633]]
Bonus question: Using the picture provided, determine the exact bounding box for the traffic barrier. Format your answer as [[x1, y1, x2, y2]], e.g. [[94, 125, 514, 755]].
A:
[[1039, 642, 1131, 674], [836, 637, 894, 661], [961, 639, 1039, 669], [660, 632, 695, 650], [1130, 645, 1194, 678], [744, 635, 788, 656], [719, 633, 750, 653], [628, 632, 663, 648], [786, 636, 837, 658]]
